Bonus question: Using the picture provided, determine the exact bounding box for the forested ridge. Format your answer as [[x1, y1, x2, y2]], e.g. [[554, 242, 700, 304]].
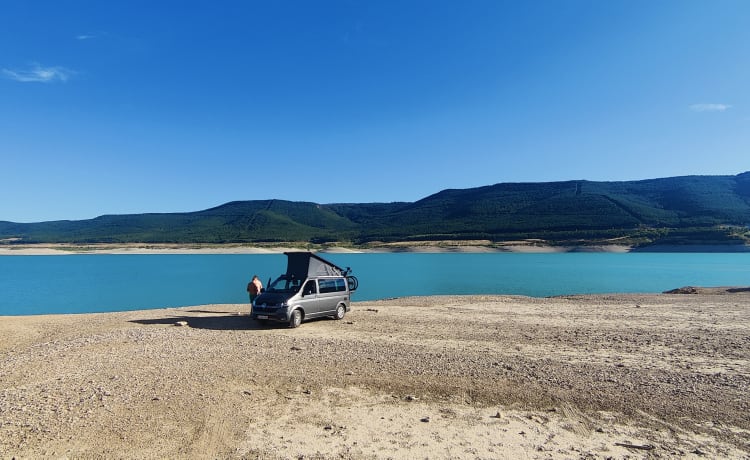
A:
[[2, 173, 749, 248]]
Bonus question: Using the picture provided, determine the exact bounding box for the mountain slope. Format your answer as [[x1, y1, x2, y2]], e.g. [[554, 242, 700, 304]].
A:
[[2, 173, 749, 246]]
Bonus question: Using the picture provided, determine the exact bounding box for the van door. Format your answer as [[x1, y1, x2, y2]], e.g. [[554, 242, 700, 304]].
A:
[[316, 277, 348, 315], [299, 279, 322, 316]]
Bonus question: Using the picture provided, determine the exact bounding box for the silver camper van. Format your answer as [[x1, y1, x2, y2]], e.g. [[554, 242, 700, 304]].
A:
[[251, 252, 358, 328]]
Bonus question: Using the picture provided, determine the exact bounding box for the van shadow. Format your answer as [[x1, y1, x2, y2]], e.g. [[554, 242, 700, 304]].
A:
[[129, 314, 287, 331]]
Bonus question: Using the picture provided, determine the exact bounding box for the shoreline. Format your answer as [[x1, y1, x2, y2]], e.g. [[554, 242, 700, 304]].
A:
[[1, 242, 748, 255], [3, 287, 749, 319], [1, 292, 748, 458]]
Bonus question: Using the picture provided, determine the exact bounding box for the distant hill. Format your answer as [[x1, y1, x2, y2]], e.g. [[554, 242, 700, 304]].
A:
[[2, 173, 750, 248]]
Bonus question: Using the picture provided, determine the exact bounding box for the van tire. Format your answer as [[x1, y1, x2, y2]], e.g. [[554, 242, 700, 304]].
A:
[[334, 304, 346, 320], [289, 309, 302, 328]]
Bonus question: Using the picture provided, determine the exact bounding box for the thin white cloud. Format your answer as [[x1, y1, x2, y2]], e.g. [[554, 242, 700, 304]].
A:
[[689, 103, 732, 112], [2, 64, 73, 83], [77, 31, 109, 41]]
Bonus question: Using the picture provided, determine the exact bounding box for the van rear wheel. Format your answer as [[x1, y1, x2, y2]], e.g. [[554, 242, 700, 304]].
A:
[[289, 309, 302, 328], [334, 304, 346, 320]]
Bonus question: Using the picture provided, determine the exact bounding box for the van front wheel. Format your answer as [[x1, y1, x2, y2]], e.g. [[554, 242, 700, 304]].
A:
[[334, 304, 346, 320], [289, 309, 302, 328]]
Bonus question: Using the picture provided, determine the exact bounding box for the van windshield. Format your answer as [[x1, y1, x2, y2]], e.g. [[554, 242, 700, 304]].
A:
[[267, 275, 303, 294]]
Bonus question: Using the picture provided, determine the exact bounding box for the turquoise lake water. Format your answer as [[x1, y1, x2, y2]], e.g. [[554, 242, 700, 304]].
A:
[[1, 253, 749, 315]]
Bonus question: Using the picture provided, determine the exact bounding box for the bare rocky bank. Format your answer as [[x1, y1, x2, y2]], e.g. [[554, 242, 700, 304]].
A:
[[1, 292, 749, 459]]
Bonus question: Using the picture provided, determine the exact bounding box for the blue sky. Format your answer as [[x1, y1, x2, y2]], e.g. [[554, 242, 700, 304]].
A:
[[2, 1, 749, 223]]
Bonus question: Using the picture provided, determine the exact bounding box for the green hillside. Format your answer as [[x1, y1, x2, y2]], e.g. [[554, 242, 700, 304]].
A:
[[0, 200, 359, 244], [2, 173, 749, 247]]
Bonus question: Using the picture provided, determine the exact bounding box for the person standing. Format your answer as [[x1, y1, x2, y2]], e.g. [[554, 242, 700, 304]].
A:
[[247, 275, 263, 305]]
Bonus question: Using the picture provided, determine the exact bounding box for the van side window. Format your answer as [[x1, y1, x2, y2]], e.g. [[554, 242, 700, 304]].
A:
[[319, 279, 335, 293], [303, 280, 317, 295], [318, 278, 347, 293]]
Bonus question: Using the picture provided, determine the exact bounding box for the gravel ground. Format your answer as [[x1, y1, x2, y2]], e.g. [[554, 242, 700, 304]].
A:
[[1, 291, 749, 459]]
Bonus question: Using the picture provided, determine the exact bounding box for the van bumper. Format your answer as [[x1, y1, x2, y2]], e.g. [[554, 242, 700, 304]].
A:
[[250, 306, 288, 322]]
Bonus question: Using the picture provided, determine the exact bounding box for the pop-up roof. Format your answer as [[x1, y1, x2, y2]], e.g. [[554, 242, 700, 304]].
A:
[[284, 251, 345, 280]]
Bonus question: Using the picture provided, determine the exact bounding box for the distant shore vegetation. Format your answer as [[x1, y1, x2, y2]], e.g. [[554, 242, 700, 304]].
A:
[[2, 173, 749, 251]]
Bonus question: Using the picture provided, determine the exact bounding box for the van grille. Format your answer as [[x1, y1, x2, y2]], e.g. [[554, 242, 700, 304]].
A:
[[254, 303, 280, 312]]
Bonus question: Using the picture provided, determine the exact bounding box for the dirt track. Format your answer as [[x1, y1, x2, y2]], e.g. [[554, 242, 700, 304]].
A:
[[1, 291, 749, 459]]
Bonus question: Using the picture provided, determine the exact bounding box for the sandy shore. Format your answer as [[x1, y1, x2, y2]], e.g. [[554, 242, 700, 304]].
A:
[[0, 243, 587, 255], [0, 243, 300, 256], [1, 240, 748, 255], [1, 291, 748, 459], [0, 241, 715, 255]]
